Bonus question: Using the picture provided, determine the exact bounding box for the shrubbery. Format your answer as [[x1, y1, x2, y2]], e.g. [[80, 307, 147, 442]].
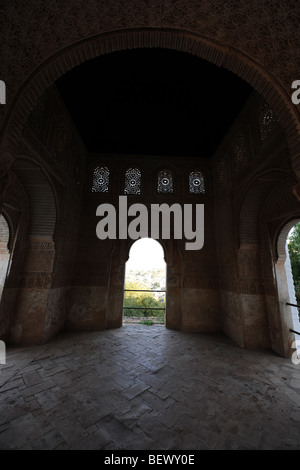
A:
[[288, 224, 300, 318], [123, 270, 165, 320]]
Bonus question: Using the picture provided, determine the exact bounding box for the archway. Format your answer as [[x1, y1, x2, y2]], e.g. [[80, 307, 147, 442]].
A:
[[276, 219, 300, 357], [123, 238, 166, 326], [2, 28, 300, 178], [0, 214, 11, 303]]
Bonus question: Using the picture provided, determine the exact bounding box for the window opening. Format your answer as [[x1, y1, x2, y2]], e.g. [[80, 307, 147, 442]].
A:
[[124, 168, 141, 195], [92, 166, 110, 192], [157, 169, 173, 194], [0, 214, 11, 303], [123, 238, 166, 326], [276, 221, 300, 358], [189, 171, 205, 194]]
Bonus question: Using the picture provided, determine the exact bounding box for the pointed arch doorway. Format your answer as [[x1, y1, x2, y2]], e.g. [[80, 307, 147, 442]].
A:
[[276, 219, 300, 358], [0, 214, 11, 303], [123, 238, 166, 326]]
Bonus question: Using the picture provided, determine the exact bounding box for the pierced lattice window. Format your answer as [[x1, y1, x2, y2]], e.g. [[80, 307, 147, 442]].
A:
[[232, 131, 248, 174], [92, 166, 110, 193], [259, 102, 278, 141], [189, 171, 205, 194], [157, 170, 173, 194], [124, 168, 141, 195]]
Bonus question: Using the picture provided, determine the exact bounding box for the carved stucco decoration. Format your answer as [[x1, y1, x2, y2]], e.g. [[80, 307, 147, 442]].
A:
[[0, 1, 299, 83], [0, 0, 299, 187], [0, 1, 299, 113]]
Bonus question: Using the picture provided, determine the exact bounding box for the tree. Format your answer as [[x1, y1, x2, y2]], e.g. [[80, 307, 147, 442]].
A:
[[288, 223, 300, 281], [123, 274, 165, 319]]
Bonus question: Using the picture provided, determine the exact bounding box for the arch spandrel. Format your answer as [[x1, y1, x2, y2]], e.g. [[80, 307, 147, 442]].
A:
[[0, 21, 299, 176]]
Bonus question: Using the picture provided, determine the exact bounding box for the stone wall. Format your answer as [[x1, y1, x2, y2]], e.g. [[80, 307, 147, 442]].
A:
[[67, 154, 220, 333], [0, 87, 87, 345], [213, 92, 299, 355]]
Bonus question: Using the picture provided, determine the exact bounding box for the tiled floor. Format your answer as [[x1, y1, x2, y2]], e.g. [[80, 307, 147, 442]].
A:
[[0, 324, 300, 450]]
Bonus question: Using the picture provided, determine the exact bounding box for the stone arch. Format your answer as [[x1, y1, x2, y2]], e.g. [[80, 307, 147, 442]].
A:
[[277, 218, 300, 263], [1, 28, 300, 177], [125, 236, 168, 265]]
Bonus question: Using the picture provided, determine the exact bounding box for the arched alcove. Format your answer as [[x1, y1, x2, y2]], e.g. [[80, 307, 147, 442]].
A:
[[276, 219, 300, 357], [2, 27, 300, 177], [0, 214, 11, 302]]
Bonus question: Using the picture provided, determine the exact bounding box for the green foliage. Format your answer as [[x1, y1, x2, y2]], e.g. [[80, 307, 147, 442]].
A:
[[139, 320, 153, 325], [288, 224, 300, 281], [123, 269, 165, 319]]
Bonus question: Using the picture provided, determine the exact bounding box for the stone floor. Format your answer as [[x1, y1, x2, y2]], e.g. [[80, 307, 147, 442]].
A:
[[0, 324, 300, 450]]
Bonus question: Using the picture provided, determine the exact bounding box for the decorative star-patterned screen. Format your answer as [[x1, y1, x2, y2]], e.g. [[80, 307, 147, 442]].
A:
[[92, 166, 110, 192], [157, 170, 173, 194], [189, 171, 205, 194], [124, 168, 141, 195]]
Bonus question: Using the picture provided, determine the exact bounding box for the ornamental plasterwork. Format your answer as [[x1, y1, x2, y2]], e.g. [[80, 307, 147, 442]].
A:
[[0, 0, 299, 137]]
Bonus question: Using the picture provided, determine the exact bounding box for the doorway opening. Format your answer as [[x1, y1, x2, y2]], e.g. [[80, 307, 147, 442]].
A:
[[0, 214, 11, 303], [276, 219, 300, 357], [123, 238, 166, 326]]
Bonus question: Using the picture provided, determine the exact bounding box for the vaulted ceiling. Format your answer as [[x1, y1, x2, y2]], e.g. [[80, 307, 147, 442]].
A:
[[56, 48, 253, 158]]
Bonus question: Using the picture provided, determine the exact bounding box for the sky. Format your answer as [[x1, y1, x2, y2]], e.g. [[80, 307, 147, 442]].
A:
[[126, 238, 166, 271]]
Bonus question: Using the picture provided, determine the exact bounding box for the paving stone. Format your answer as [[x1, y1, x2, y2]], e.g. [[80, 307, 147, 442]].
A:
[[172, 432, 209, 450], [86, 424, 98, 435], [77, 405, 112, 428], [37, 358, 57, 370], [34, 389, 64, 411], [139, 390, 174, 415], [71, 428, 112, 450], [21, 370, 43, 387], [53, 416, 89, 446], [136, 413, 181, 449], [117, 400, 152, 428], [0, 407, 25, 427], [0, 388, 25, 409], [121, 380, 150, 400], [120, 432, 159, 450], [0, 377, 24, 392], [20, 380, 57, 399], [112, 372, 135, 389], [156, 403, 185, 428], [0, 412, 43, 450], [22, 428, 65, 450], [40, 365, 69, 378], [51, 371, 73, 387], [0, 325, 300, 449], [96, 415, 137, 448]]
